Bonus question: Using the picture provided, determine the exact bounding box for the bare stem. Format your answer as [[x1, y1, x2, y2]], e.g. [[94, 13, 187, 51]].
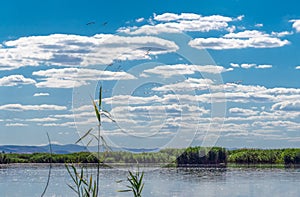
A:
[[96, 124, 101, 197]]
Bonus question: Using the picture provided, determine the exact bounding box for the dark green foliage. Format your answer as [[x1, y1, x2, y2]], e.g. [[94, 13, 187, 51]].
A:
[[282, 149, 300, 165], [0, 152, 10, 164], [176, 147, 227, 166], [228, 149, 284, 164], [1, 152, 99, 164]]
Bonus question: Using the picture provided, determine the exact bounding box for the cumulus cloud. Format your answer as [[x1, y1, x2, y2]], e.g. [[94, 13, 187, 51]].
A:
[[33, 92, 50, 97], [0, 34, 178, 70], [141, 64, 232, 78], [255, 23, 263, 28], [189, 30, 290, 50], [0, 75, 36, 86], [32, 68, 136, 88], [272, 101, 300, 111], [118, 13, 242, 35], [5, 123, 28, 127], [229, 107, 259, 116], [290, 19, 300, 32], [25, 117, 58, 122], [271, 31, 293, 37], [102, 95, 210, 137], [230, 63, 240, 68], [252, 120, 300, 129], [153, 13, 234, 22], [223, 30, 269, 38], [103, 95, 161, 105], [189, 36, 289, 50], [230, 63, 272, 69], [256, 64, 272, 69], [150, 81, 300, 105], [240, 63, 257, 69], [0, 104, 67, 111], [72, 78, 300, 141], [153, 78, 214, 92], [136, 17, 145, 23]]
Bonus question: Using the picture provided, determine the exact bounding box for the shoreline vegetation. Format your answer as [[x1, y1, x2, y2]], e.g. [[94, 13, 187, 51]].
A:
[[1, 147, 300, 167]]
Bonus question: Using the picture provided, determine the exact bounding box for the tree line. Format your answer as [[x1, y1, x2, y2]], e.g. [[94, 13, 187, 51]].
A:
[[1, 147, 300, 166]]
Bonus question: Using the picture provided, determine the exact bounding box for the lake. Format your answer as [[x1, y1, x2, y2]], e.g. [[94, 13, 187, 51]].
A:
[[0, 164, 299, 197]]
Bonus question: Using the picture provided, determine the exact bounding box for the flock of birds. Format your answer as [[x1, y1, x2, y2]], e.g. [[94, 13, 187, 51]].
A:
[[85, 20, 152, 70], [85, 20, 155, 95], [86, 21, 108, 26], [85, 20, 243, 95]]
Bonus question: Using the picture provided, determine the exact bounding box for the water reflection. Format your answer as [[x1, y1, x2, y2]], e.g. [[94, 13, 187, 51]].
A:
[[0, 164, 299, 197]]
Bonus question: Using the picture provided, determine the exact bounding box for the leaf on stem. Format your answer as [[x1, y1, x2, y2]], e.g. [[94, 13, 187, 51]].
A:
[[75, 128, 93, 144]]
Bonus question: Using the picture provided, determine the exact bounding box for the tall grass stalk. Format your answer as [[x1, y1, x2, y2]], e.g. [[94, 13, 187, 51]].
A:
[[41, 132, 53, 197], [66, 85, 114, 197], [118, 167, 145, 197]]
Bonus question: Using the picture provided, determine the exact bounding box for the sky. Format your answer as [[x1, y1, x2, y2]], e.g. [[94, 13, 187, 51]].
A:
[[0, 0, 300, 149]]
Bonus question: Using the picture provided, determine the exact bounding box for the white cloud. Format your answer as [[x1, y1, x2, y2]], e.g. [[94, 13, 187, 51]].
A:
[[153, 78, 214, 92], [289, 19, 300, 32], [223, 30, 269, 38], [0, 34, 178, 70], [295, 66, 300, 70], [32, 68, 136, 88], [25, 117, 59, 122], [231, 63, 272, 69], [103, 95, 162, 107], [255, 23, 263, 28], [226, 26, 236, 33], [72, 80, 300, 140], [5, 123, 28, 127], [252, 120, 300, 130], [0, 104, 67, 111], [256, 64, 272, 69], [33, 92, 50, 97], [118, 13, 241, 35], [229, 107, 259, 116], [153, 82, 300, 105], [236, 15, 244, 21], [142, 64, 231, 78], [226, 30, 292, 39], [240, 63, 257, 69], [271, 31, 293, 37], [136, 17, 145, 23], [154, 13, 234, 22], [189, 36, 290, 50], [153, 13, 200, 21], [0, 75, 36, 86], [272, 101, 300, 111], [230, 63, 240, 68], [37, 122, 76, 127]]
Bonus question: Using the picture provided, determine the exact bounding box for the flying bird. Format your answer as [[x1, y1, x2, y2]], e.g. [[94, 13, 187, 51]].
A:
[[145, 48, 151, 55], [234, 80, 243, 84], [102, 22, 108, 26], [86, 21, 96, 25]]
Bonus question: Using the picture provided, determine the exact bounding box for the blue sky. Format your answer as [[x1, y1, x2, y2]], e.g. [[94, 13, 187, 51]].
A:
[[0, 0, 300, 149]]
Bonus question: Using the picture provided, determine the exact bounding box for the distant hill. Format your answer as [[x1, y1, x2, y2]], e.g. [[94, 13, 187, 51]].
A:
[[0, 144, 158, 154], [0, 144, 88, 154]]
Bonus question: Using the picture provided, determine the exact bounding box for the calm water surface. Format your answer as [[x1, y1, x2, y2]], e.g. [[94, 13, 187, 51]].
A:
[[0, 164, 299, 197]]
